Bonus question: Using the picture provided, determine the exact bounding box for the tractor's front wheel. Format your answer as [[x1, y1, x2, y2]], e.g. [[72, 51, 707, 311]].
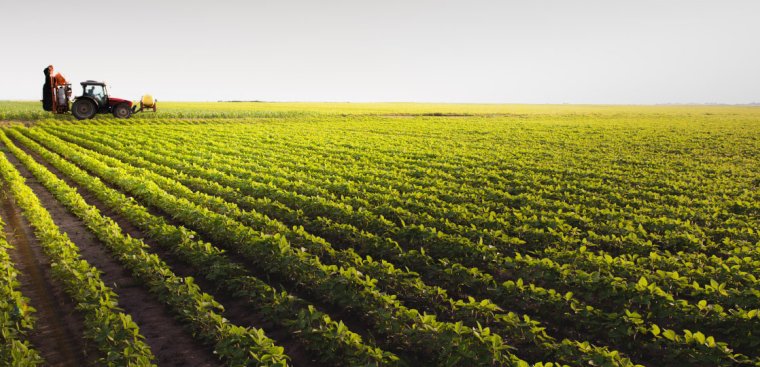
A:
[[113, 103, 132, 119], [72, 99, 96, 120]]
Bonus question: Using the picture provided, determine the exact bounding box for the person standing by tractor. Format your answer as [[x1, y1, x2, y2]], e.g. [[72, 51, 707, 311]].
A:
[[42, 65, 68, 112], [42, 65, 53, 111]]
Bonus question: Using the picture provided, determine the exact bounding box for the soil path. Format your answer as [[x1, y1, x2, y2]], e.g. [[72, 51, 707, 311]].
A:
[[0, 186, 95, 367], [2, 142, 223, 367]]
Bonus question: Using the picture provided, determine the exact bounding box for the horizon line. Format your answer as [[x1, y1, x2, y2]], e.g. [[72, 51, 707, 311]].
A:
[[2, 99, 759, 107]]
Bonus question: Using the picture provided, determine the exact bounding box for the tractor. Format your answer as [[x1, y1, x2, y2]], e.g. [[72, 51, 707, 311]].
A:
[[72, 80, 135, 119], [43, 65, 156, 120]]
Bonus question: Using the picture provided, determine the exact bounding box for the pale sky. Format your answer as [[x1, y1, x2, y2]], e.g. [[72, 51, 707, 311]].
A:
[[1, 0, 758, 104]]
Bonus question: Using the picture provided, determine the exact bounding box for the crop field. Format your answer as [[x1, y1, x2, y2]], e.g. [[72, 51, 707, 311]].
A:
[[0, 101, 758, 366]]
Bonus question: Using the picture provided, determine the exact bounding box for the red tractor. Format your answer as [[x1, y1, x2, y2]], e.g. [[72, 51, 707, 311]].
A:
[[72, 80, 134, 119], [43, 65, 156, 120]]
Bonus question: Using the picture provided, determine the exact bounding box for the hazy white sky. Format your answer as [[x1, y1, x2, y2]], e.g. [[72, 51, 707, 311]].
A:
[[1, 0, 758, 103]]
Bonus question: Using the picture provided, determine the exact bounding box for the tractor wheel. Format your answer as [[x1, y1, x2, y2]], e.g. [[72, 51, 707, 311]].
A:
[[72, 99, 96, 120], [113, 103, 132, 119]]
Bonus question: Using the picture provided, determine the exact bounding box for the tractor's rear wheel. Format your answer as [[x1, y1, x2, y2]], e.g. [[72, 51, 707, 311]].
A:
[[113, 103, 132, 119], [72, 99, 96, 120]]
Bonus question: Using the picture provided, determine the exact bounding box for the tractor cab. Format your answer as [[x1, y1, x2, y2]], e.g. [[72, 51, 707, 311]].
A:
[[82, 81, 108, 106]]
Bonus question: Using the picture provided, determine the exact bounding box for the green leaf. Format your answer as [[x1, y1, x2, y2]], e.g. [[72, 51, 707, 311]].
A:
[[693, 331, 706, 345], [651, 324, 661, 336], [706, 336, 716, 348], [637, 276, 648, 287], [662, 329, 676, 341]]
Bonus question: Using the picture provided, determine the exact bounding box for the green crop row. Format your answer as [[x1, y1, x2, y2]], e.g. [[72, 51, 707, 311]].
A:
[[17, 128, 551, 367], [133, 123, 759, 288], [28, 129, 638, 366], [0, 138, 156, 366], [5, 108, 756, 366], [0, 216, 43, 366], [0, 130, 291, 366], [77, 127, 758, 328], [6, 127, 401, 366], [26, 123, 756, 366], [158, 121, 757, 267], [59, 123, 756, 288], [34, 126, 709, 365], [69, 123, 757, 330], [41, 125, 756, 364]]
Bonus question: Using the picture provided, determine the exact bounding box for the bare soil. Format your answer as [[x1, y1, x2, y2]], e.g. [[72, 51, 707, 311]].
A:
[[2, 145, 223, 367]]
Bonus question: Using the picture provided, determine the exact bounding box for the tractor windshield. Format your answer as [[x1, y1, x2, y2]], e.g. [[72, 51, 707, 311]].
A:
[[84, 85, 106, 104]]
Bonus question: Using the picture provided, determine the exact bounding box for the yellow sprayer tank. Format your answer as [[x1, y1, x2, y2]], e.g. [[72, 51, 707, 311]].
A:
[[141, 94, 155, 108]]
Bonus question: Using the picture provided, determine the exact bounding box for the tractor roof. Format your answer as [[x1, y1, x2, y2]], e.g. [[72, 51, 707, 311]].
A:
[[81, 80, 106, 86]]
